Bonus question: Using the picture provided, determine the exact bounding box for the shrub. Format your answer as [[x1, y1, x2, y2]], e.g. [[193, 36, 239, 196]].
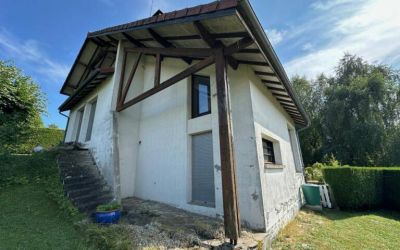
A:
[[383, 169, 400, 210], [323, 167, 400, 210], [96, 202, 121, 212], [304, 162, 325, 183]]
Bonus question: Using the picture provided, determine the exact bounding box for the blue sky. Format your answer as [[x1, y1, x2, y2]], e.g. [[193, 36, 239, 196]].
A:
[[1, 0, 399, 128]]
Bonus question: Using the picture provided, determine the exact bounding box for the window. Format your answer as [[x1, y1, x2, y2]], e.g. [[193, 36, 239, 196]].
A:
[[192, 75, 211, 118], [75, 109, 84, 142], [85, 99, 97, 141], [191, 132, 215, 207], [288, 127, 303, 172], [262, 139, 275, 164]]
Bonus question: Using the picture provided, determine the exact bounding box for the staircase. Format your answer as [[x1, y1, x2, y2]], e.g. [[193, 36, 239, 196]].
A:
[[58, 144, 114, 213]]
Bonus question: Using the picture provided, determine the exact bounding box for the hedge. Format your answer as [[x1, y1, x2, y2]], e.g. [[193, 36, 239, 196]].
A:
[[322, 167, 400, 210], [2, 128, 64, 154]]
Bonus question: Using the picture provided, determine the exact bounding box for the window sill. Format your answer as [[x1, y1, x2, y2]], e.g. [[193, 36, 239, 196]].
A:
[[189, 200, 215, 208], [264, 163, 285, 169]]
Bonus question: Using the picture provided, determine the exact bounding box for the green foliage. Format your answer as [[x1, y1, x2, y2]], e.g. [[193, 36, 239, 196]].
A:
[[12, 127, 65, 154], [0, 60, 46, 153], [96, 202, 122, 212], [292, 54, 400, 166], [78, 222, 133, 250], [304, 162, 325, 183], [322, 167, 400, 210], [0, 151, 79, 218]]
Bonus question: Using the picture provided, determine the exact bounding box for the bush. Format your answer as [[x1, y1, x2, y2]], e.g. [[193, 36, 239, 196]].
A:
[[10, 128, 64, 154], [323, 167, 400, 210]]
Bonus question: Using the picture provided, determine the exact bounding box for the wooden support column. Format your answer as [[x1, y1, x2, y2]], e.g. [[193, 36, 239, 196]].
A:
[[154, 53, 161, 87], [215, 49, 241, 243]]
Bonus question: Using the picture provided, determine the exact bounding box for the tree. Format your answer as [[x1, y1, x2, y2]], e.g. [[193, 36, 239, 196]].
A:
[[0, 60, 46, 152], [48, 124, 59, 129], [293, 54, 400, 166]]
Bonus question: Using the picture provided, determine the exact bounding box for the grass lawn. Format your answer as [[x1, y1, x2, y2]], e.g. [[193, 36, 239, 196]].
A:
[[273, 209, 400, 250], [0, 184, 89, 250], [0, 152, 91, 250]]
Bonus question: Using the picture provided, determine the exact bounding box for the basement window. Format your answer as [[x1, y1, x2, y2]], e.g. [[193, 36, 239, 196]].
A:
[[192, 75, 211, 118], [262, 139, 276, 164]]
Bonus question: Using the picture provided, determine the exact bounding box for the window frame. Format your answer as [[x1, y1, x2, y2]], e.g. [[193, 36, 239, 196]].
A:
[[262, 138, 276, 164], [85, 98, 97, 142], [191, 74, 211, 118]]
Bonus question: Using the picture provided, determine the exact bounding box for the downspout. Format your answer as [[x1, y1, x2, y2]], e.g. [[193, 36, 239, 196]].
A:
[[59, 111, 70, 143]]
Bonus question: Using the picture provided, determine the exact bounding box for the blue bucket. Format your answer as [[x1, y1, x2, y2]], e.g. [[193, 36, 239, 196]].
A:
[[95, 210, 121, 224]]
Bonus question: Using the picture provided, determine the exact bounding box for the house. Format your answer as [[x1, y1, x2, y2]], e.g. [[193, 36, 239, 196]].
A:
[[59, 0, 309, 243]]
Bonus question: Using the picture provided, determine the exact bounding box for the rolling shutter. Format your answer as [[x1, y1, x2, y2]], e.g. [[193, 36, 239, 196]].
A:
[[192, 132, 215, 206]]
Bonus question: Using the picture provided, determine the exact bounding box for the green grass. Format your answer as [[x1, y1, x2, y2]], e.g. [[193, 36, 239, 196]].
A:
[[0, 152, 91, 250], [0, 184, 89, 249], [273, 209, 400, 250]]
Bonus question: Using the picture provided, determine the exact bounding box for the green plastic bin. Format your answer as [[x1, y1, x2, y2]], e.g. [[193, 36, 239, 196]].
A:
[[302, 184, 321, 206]]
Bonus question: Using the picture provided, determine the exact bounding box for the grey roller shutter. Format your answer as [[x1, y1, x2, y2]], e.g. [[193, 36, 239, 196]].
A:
[[192, 132, 215, 206]]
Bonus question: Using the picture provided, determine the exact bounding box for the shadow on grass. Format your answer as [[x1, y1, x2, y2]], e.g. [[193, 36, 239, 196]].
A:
[[310, 207, 400, 222]]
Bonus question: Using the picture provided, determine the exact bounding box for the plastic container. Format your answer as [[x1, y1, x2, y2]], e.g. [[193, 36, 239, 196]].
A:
[[302, 184, 321, 206], [95, 210, 121, 224]]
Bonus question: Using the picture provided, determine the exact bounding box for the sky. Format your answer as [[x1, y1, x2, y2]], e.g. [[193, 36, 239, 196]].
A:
[[1, 0, 399, 128]]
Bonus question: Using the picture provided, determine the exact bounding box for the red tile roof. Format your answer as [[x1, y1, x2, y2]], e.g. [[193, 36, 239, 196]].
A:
[[88, 0, 239, 37]]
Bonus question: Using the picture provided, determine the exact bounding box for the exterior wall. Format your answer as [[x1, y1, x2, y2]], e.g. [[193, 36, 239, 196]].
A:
[[228, 66, 266, 231], [64, 75, 117, 192], [63, 40, 305, 233], [116, 42, 224, 218], [248, 70, 305, 238]]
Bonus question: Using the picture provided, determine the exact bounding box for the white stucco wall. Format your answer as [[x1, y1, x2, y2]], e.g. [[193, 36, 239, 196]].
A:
[[248, 70, 304, 238], [63, 40, 305, 233], [64, 75, 117, 191]]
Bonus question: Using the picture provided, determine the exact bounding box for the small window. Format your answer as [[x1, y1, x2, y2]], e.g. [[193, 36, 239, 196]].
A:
[[75, 109, 84, 142], [192, 75, 211, 118], [262, 139, 275, 164], [85, 99, 97, 142]]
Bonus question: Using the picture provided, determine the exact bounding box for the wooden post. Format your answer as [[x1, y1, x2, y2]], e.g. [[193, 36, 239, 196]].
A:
[[215, 49, 241, 243]]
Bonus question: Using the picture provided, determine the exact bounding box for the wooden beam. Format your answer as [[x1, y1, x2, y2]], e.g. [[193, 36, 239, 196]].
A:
[[262, 80, 281, 85], [267, 86, 287, 92], [237, 49, 260, 54], [125, 47, 215, 58], [119, 52, 143, 106], [117, 56, 215, 112], [237, 60, 269, 66], [148, 28, 192, 65], [193, 21, 238, 70], [154, 53, 161, 87], [224, 37, 254, 56], [106, 35, 119, 45], [273, 92, 291, 98], [215, 49, 240, 243], [136, 32, 249, 42], [122, 32, 146, 47], [255, 71, 276, 77]]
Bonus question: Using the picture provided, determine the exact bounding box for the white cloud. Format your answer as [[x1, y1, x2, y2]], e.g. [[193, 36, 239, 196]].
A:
[[266, 29, 285, 46], [0, 28, 68, 82], [302, 43, 313, 51], [284, 0, 400, 79], [310, 0, 353, 11]]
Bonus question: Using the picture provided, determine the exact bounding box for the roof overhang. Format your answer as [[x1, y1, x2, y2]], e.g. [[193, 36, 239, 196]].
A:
[[58, 0, 309, 127]]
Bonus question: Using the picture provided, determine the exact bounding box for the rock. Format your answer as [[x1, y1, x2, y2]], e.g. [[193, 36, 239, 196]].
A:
[[33, 146, 44, 152]]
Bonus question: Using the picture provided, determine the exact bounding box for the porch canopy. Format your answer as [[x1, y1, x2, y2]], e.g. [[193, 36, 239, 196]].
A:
[[59, 0, 309, 127], [58, 0, 309, 243]]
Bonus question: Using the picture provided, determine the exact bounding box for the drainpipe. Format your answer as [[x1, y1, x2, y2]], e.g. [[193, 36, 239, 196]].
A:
[[59, 111, 70, 143]]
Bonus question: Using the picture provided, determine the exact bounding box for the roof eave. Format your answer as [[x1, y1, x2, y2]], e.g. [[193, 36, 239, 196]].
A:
[[237, 0, 310, 128]]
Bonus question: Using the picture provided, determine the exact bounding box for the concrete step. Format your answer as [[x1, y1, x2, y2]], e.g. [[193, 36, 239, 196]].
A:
[[64, 178, 105, 190], [67, 185, 111, 199], [72, 191, 113, 204], [77, 196, 113, 212]]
